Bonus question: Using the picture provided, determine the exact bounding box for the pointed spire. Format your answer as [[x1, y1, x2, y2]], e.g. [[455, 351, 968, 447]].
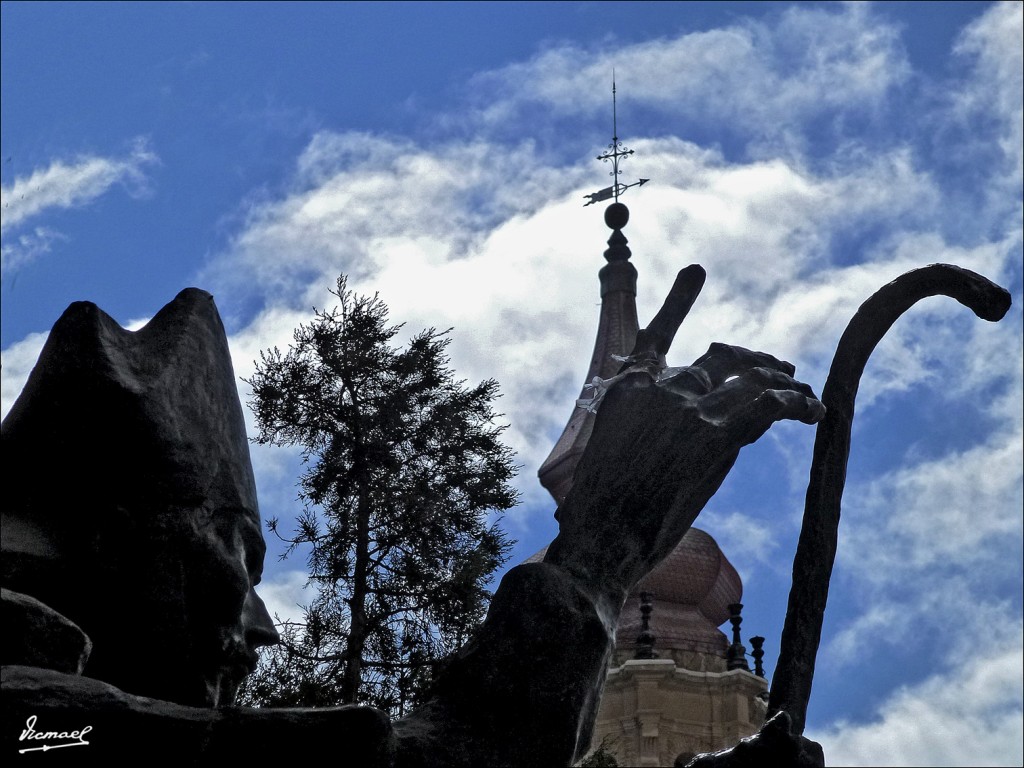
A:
[[538, 74, 647, 504]]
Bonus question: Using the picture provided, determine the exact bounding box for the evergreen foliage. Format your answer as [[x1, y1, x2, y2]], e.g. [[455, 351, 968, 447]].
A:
[[237, 276, 518, 715]]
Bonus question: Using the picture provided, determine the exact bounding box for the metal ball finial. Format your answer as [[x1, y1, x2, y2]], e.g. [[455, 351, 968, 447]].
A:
[[605, 202, 629, 231]]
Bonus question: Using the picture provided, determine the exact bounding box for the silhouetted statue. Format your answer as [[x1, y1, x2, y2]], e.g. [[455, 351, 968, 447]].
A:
[[1, 263, 1009, 767], [2, 289, 278, 708]]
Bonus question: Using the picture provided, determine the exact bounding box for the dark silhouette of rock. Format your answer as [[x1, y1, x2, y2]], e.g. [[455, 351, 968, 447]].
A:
[[1, 288, 278, 707], [1, 589, 91, 675]]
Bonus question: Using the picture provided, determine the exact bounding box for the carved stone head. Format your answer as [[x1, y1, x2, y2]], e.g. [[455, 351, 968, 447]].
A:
[[1, 289, 278, 706]]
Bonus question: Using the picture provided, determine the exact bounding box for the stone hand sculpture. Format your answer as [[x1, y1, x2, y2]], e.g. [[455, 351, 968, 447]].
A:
[[553, 265, 822, 607], [393, 266, 825, 767], [547, 339, 824, 608], [552, 266, 822, 613]]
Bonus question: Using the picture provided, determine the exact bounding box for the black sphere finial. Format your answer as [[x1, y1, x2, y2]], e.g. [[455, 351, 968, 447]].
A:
[[605, 202, 629, 231], [603, 202, 632, 262]]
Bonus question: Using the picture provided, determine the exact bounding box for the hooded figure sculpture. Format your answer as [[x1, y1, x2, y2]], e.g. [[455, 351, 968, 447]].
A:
[[1, 288, 278, 707]]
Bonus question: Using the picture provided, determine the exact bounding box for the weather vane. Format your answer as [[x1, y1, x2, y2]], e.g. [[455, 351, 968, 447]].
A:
[[583, 74, 649, 206]]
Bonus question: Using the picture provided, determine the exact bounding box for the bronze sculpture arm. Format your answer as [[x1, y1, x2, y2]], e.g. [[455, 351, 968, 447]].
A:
[[394, 267, 824, 767]]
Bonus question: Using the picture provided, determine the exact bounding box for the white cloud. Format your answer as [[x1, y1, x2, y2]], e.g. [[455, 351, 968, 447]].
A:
[[256, 569, 310, 626], [700, 509, 780, 579], [459, 2, 909, 157], [202, 134, 604, 524], [952, 1, 1024, 185], [812, 622, 1024, 767], [818, 325, 1022, 673], [0, 227, 66, 272], [824, 602, 908, 668], [205, 124, 997, 514], [0, 330, 48, 421], [837, 422, 1022, 588], [194, 3, 1021, 543], [0, 139, 158, 268]]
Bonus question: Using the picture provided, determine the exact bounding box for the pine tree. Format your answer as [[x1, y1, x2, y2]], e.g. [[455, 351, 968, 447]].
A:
[[238, 275, 518, 715]]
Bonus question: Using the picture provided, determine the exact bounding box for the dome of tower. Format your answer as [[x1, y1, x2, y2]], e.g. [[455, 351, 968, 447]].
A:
[[616, 528, 742, 665], [523, 527, 742, 665], [634, 528, 742, 628]]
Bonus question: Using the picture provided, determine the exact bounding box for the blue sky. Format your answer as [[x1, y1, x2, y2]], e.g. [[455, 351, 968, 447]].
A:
[[2, 2, 1021, 765]]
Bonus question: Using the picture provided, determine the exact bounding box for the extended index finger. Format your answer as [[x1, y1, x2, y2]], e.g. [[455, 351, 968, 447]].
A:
[[618, 265, 706, 373]]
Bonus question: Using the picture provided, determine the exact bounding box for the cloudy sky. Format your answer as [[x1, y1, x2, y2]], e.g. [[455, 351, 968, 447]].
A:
[[2, 2, 1021, 764]]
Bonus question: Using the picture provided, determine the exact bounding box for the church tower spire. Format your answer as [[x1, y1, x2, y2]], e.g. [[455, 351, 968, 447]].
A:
[[535, 78, 768, 766], [538, 79, 647, 505], [536, 79, 770, 768]]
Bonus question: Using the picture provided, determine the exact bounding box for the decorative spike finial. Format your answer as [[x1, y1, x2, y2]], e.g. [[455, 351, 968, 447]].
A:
[[634, 591, 658, 659], [726, 602, 750, 671], [583, 74, 649, 207], [750, 636, 766, 678]]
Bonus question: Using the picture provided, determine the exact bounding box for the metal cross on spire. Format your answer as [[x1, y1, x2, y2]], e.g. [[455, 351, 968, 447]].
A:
[[583, 74, 649, 206]]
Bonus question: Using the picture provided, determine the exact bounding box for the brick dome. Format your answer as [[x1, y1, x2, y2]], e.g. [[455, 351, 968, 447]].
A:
[[523, 528, 742, 661], [617, 528, 742, 659]]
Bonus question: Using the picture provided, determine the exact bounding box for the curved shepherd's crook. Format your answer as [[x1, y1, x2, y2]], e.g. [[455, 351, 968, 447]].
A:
[[767, 264, 1012, 737]]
